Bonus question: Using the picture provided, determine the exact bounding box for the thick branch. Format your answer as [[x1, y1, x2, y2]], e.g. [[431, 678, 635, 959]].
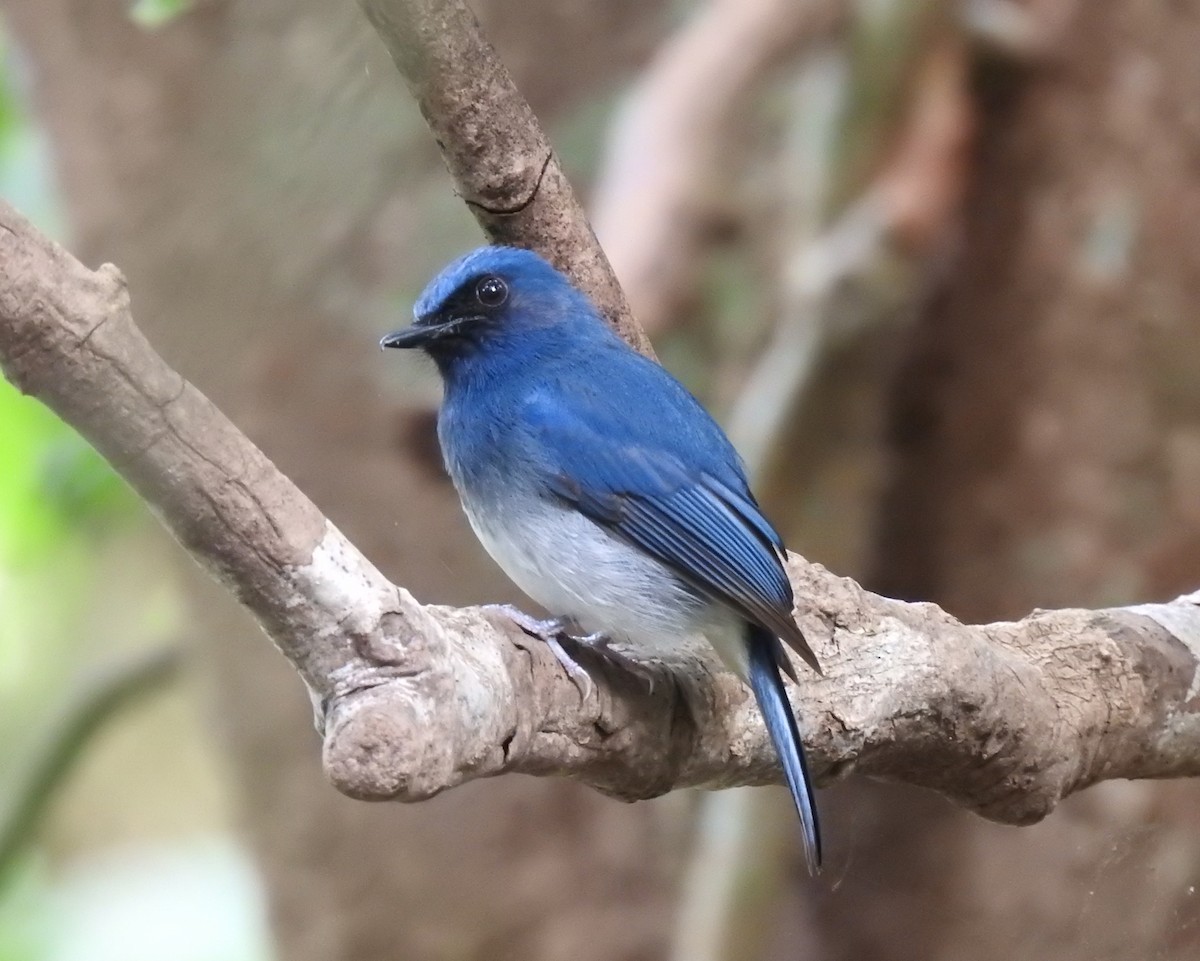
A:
[[3, 201, 1200, 825], [357, 0, 651, 356]]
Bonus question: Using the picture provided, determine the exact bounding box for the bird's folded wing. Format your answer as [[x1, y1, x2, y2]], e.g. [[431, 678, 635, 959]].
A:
[[528, 396, 820, 675]]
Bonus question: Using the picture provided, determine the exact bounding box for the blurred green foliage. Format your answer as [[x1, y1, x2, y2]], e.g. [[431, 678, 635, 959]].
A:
[[128, 0, 192, 30], [0, 31, 58, 234], [0, 864, 51, 961], [0, 395, 137, 566], [0, 20, 129, 570], [0, 23, 261, 961], [0, 21, 139, 719]]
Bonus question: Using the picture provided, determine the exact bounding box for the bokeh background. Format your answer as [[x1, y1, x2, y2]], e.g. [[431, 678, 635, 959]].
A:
[[3, 1, 1200, 959]]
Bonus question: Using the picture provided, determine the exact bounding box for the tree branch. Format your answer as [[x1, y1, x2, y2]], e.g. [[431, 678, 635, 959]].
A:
[[357, 0, 652, 356], [3, 199, 1200, 825]]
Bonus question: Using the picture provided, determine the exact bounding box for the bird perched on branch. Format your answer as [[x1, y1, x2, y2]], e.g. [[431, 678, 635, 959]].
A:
[[381, 246, 823, 873]]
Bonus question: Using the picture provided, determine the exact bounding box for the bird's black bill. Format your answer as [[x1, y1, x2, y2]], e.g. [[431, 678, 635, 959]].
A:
[[380, 326, 433, 350], [380, 316, 477, 350]]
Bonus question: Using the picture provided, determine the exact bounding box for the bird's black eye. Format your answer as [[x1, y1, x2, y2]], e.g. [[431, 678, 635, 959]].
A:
[[475, 275, 508, 308]]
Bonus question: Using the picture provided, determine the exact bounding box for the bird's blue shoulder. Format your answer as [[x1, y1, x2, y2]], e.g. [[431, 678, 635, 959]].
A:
[[519, 343, 752, 496]]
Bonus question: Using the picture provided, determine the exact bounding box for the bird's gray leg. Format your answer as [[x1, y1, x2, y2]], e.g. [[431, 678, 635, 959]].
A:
[[570, 632, 657, 693], [544, 636, 594, 697], [481, 603, 567, 639], [482, 605, 658, 694], [481, 603, 594, 696]]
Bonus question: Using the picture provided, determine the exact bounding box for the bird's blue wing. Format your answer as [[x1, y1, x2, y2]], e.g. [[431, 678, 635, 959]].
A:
[[524, 379, 820, 676]]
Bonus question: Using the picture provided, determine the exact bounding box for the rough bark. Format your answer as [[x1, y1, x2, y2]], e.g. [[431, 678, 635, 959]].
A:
[[5, 198, 1200, 830]]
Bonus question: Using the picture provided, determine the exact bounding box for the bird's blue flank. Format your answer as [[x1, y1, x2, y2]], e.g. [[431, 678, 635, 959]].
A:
[[746, 624, 822, 874]]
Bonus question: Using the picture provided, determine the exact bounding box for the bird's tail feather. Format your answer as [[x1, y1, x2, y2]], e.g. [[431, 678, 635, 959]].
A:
[[746, 624, 822, 875]]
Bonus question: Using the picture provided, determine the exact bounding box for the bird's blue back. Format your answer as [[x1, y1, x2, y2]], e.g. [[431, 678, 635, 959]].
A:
[[442, 336, 748, 498]]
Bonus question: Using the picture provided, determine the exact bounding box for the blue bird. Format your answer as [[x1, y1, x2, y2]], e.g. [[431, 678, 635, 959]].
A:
[[381, 246, 823, 873]]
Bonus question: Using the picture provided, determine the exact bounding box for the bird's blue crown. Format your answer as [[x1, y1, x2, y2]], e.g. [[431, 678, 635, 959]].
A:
[[414, 246, 588, 322]]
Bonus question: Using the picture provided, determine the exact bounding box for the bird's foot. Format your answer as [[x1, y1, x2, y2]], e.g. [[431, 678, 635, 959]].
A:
[[482, 604, 594, 696], [568, 632, 658, 694], [482, 603, 567, 639]]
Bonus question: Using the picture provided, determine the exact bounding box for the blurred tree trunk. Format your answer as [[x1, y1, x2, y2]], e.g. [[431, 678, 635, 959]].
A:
[[816, 3, 1200, 959], [2, 2, 684, 959], [13, 1, 1200, 960]]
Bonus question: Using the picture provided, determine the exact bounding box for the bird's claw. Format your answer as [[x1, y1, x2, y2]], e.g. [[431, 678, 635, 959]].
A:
[[482, 603, 594, 696], [482, 603, 566, 639], [544, 635, 595, 698], [571, 632, 657, 693], [481, 604, 657, 695]]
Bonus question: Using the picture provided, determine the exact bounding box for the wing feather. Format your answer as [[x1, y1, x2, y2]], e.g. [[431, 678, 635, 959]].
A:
[[532, 398, 820, 676]]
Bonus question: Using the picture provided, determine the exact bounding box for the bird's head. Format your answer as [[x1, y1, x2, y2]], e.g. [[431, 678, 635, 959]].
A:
[[380, 246, 609, 375]]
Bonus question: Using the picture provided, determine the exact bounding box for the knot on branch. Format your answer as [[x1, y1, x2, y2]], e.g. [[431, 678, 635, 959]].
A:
[[325, 682, 458, 801]]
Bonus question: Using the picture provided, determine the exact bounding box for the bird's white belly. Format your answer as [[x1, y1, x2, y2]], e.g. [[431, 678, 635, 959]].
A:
[[462, 491, 712, 656]]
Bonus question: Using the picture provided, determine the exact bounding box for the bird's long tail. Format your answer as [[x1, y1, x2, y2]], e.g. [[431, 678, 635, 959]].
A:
[[745, 624, 822, 875]]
